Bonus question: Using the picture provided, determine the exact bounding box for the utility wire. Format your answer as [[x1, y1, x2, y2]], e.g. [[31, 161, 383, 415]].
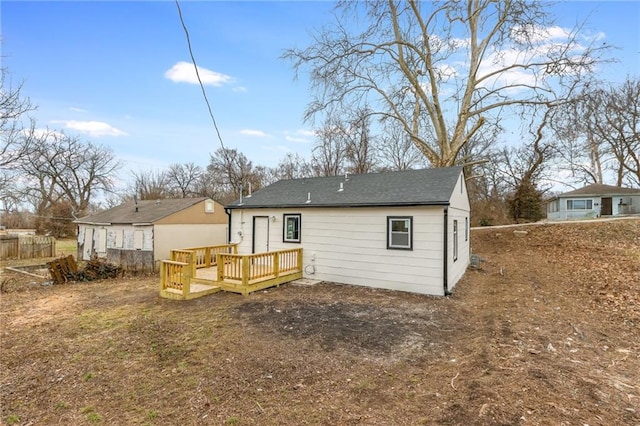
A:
[[174, 0, 226, 151]]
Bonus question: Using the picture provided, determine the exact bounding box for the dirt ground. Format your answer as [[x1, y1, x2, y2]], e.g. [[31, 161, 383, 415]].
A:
[[1, 219, 639, 425]]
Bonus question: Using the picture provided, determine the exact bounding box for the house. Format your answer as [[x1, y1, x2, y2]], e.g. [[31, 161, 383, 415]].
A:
[[75, 197, 227, 271], [546, 184, 640, 220], [225, 166, 470, 296]]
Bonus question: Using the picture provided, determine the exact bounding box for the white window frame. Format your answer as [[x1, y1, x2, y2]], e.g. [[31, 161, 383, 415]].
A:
[[453, 219, 459, 262], [387, 216, 413, 250], [567, 199, 593, 210]]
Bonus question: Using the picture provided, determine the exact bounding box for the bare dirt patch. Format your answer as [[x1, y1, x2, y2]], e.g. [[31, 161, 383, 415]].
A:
[[1, 219, 639, 425]]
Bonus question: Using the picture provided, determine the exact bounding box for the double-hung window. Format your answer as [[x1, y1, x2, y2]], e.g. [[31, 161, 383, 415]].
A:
[[283, 214, 301, 243], [387, 216, 413, 250]]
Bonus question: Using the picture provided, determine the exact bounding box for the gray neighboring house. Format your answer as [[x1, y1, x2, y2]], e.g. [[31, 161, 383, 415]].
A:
[[226, 166, 470, 296], [546, 184, 640, 220], [75, 198, 227, 271]]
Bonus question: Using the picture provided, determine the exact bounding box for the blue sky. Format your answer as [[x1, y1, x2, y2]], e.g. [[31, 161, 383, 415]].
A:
[[2, 1, 639, 185]]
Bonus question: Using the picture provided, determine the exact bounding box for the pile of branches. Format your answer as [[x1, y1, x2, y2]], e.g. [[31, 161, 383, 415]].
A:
[[71, 257, 122, 282]]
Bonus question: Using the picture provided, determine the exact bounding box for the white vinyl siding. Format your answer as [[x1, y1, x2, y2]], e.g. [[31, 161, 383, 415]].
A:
[[232, 206, 447, 295]]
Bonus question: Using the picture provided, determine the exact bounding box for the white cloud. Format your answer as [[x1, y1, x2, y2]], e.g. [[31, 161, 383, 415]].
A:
[[26, 128, 65, 139], [165, 61, 233, 87], [233, 86, 247, 93], [511, 24, 571, 44], [69, 107, 86, 113], [283, 129, 314, 144], [240, 129, 269, 137], [52, 120, 127, 137]]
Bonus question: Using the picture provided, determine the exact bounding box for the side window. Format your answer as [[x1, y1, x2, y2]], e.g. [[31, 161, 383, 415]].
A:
[[387, 216, 413, 250], [465, 217, 468, 242], [453, 220, 459, 262], [283, 214, 301, 243]]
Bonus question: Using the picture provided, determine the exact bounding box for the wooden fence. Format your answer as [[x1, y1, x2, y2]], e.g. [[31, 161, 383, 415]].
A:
[[0, 235, 56, 260]]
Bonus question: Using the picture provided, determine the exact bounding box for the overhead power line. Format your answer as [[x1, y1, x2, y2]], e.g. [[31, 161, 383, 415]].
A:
[[174, 0, 226, 151]]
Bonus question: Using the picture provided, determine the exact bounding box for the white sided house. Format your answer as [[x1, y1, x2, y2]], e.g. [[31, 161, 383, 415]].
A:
[[546, 184, 640, 220], [75, 198, 227, 271], [226, 167, 470, 296]]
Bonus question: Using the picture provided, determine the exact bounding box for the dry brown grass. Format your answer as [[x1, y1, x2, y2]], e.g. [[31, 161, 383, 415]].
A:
[[1, 219, 639, 425]]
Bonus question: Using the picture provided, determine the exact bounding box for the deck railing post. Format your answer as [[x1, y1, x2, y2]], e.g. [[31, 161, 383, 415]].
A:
[[182, 260, 192, 298], [297, 248, 303, 272], [205, 247, 211, 268], [216, 253, 223, 282], [160, 261, 166, 292], [274, 251, 280, 278], [242, 256, 250, 288]]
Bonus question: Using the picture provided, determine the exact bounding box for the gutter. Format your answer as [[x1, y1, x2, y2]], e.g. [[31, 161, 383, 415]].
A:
[[224, 208, 232, 244], [443, 206, 451, 296]]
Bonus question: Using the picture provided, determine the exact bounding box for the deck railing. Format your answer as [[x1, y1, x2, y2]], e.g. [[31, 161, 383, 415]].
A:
[[159, 260, 191, 299], [160, 245, 302, 299], [216, 248, 303, 285]]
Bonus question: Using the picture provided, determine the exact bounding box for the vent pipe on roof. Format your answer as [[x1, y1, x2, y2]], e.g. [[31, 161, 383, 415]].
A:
[[239, 184, 243, 205], [305, 192, 311, 203], [134, 195, 138, 213], [338, 182, 344, 192], [345, 172, 349, 181], [246, 182, 252, 198]]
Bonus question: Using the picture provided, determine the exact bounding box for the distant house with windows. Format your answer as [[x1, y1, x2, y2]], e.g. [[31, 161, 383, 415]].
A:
[[225, 167, 470, 296], [75, 198, 227, 271], [546, 184, 640, 220]]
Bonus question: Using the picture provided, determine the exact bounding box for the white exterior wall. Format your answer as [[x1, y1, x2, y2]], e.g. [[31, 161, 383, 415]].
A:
[[232, 206, 451, 295], [447, 173, 472, 291], [154, 224, 227, 261], [77, 223, 153, 260]]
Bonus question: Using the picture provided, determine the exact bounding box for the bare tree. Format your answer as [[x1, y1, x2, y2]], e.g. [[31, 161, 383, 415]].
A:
[[17, 131, 120, 217], [343, 108, 378, 174], [378, 119, 425, 171], [166, 162, 203, 198], [285, 0, 609, 167], [273, 153, 313, 181], [130, 169, 172, 201], [207, 147, 265, 203], [501, 107, 557, 221], [0, 68, 34, 168], [556, 78, 640, 187], [310, 115, 347, 177]]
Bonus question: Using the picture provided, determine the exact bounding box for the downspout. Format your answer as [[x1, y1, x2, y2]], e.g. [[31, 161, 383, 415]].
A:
[[443, 206, 451, 296], [224, 208, 232, 244]]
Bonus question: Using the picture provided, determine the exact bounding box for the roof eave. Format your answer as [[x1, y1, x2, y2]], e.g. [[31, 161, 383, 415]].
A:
[[227, 201, 451, 209]]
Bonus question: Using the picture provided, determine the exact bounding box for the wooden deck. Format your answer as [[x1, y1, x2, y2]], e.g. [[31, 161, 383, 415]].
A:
[[159, 244, 303, 300]]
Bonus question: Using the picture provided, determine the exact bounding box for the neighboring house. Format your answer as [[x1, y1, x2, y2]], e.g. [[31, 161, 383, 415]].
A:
[[226, 167, 470, 296], [75, 198, 227, 271], [546, 184, 640, 220]]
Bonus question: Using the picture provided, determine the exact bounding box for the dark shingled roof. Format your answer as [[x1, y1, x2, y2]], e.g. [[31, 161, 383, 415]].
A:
[[75, 197, 208, 225], [558, 184, 640, 197], [227, 167, 463, 209]]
